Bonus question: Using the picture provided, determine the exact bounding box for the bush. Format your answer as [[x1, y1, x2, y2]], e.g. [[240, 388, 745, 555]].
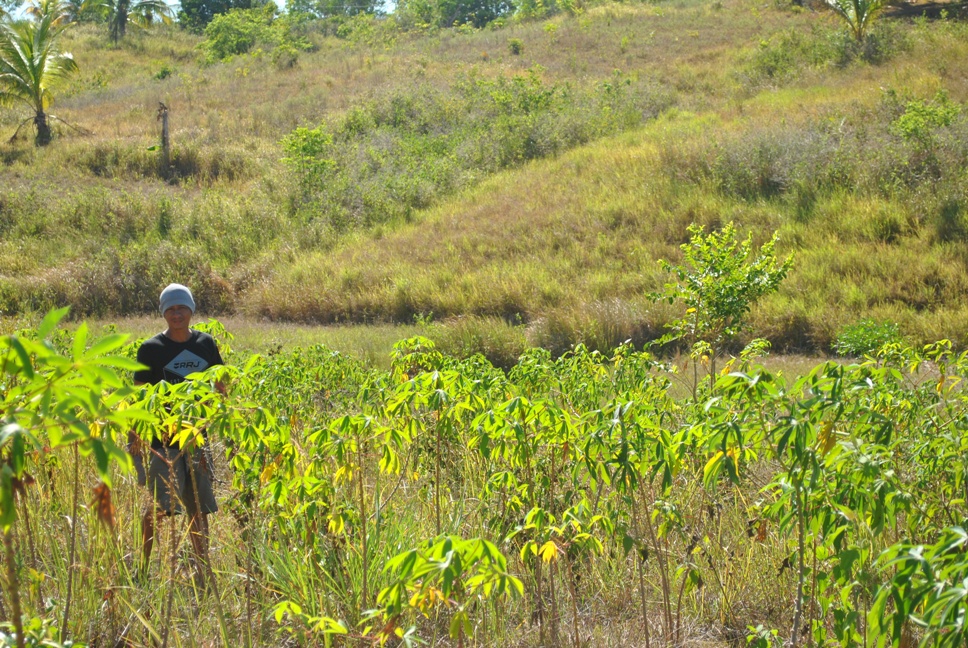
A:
[[833, 318, 902, 356], [202, 5, 310, 63], [282, 68, 673, 231]]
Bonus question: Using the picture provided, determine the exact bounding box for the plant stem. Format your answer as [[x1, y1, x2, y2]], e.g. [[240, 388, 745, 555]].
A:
[[791, 480, 806, 646], [3, 527, 24, 648], [435, 415, 443, 536], [535, 559, 545, 646], [60, 443, 80, 644], [245, 492, 254, 648], [358, 437, 369, 611], [161, 459, 178, 648], [637, 551, 651, 648], [639, 483, 673, 642], [18, 494, 39, 611], [566, 551, 580, 648]]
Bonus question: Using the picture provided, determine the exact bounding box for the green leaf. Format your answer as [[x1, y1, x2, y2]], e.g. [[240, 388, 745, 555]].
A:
[[37, 307, 70, 339], [71, 323, 89, 361], [0, 466, 16, 531], [9, 337, 34, 380]]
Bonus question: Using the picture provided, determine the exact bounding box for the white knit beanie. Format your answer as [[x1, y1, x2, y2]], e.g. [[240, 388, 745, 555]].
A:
[[159, 283, 196, 315]]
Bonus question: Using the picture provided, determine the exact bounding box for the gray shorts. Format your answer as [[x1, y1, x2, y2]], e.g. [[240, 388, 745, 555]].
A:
[[135, 444, 218, 516]]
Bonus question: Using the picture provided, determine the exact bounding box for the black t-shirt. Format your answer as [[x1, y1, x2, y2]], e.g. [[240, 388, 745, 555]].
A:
[[134, 330, 224, 448]]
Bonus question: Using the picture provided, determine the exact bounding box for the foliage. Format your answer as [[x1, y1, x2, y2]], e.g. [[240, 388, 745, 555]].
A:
[[652, 222, 792, 384], [833, 318, 901, 356], [202, 4, 310, 62], [824, 0, 887, 42], [891, 90, 960, 143], [8, 310, 968, 645], [394, 0, 513, 29], [102, 0, 174, 43], [178, 0, 259, 32], [280, 124, 334, 189], [285, 0, 383, 20], [59, 0, 106, 24], [0, 6, 79, 145], [871, 527, 968, 647], [282, 67, 666, 231]]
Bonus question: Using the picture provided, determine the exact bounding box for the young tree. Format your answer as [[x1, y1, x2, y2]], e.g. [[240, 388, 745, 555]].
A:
[[652, 222, 792, 394], [825, 0, 886, 42], [0, 7, 79, 146], [179, 0, 259, 32]]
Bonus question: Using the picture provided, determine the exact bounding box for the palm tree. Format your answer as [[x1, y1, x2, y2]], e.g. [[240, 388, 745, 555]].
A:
[[103, 0, 173, 43], [25, 0, 71, 24], [825, 0, 887, 42], [61, 0, 110, 24], [0, 7, 79, 145]]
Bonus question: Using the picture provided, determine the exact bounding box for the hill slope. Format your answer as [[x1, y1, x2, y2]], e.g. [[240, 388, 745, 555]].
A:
[[3, 0, 968, 355]]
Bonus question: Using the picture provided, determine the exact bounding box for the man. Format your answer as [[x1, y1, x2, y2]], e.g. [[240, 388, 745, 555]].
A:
[[131, 283, 225, 585]]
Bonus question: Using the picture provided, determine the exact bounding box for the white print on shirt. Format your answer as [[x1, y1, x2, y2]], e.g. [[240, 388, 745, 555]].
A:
[[163, 349, 210, 383]]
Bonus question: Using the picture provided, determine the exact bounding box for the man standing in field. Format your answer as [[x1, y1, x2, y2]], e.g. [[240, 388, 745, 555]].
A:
[[130, 283, 225, 587]]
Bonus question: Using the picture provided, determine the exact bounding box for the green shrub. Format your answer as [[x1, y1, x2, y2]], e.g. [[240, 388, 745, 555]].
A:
[[891, 90, 960, 142], [202, 5, 310, 63], [507, 37, 523, 54], [282, 68, 673, 231], [429, 316, 528, 371], [833, 318, 902, 356]]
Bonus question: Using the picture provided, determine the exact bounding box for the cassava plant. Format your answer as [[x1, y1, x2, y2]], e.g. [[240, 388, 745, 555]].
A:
[[652, 222, 792, 397]]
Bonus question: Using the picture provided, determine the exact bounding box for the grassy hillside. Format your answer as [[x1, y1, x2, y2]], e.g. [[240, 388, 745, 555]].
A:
[[3, 0, 968, 359]]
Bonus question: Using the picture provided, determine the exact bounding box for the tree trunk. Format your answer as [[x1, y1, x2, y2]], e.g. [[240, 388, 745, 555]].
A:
[[34, 111, 51, 146]]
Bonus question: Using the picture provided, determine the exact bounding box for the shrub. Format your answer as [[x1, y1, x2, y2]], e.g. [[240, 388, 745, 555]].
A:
[[833, 318, 902, 356], [202, 5, 310, 63], [429, 316, 528, 371], [282, 68, 673, 231], [891, 90, 960, 142], [507, 37, 523, 54]]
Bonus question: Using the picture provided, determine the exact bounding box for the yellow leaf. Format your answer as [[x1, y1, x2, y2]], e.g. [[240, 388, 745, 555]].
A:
[[260, 463, 275, 484], [327, 514, 345, 535], [817, 420, 836, 457], [334, 465, 353, 485], [539, 540, 559, 563]]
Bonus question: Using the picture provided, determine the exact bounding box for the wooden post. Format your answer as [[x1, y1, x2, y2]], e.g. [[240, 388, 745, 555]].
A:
[[157, 102, 170, 177]]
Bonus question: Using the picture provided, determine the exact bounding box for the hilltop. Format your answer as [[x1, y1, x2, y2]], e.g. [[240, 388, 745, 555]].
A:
[[3, 0, 968, 361]]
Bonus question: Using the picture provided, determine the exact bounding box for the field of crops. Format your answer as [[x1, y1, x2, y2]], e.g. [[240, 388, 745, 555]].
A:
[[3, 309, 968, 647]]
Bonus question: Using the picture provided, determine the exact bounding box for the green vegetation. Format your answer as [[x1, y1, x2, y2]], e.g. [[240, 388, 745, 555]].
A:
[[833, 318, 902, 356], [0, 7, 78, 145], [652, 221, 792, 391], [7, 4, 968, 645], [104, 0, 173, 43], [202, 5, 311, 63], [0, 0, 967, 360], [0, 0, 968, 360], [6, 315, 968, 646], [824, 0, 887, 43]]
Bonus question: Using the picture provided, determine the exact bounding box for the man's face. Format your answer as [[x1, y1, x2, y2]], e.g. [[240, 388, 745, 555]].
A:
[[163, 304, 193, 331]]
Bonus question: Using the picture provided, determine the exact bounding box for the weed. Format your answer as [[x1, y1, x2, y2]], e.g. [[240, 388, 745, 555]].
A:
[[833, 318, 902, 356]]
